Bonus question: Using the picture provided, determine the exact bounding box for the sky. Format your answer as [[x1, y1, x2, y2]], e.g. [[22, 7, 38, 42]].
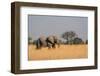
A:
[[28, 15, 88, 41]]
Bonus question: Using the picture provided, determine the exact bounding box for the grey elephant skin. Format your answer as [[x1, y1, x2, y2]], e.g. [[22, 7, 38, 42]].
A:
[[35, 36, 60, 49]]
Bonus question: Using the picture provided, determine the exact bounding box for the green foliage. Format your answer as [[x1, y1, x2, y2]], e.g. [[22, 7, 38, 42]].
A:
[[86, 40, 88, 44], [73, 37, 83, 44], [28, 37, 33, 44], [33, 40, 37, 45], [62, 31, 76, 44], [61, 31, 85, 45]]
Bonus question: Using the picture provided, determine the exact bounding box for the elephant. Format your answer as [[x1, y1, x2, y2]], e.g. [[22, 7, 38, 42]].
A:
[[46, 35, 60, 48], [36, 35, 60, 49], [36, 36, 47, 49]]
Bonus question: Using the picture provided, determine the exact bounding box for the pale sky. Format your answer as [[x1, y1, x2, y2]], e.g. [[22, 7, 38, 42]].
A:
[[28, 15, 88, 41]]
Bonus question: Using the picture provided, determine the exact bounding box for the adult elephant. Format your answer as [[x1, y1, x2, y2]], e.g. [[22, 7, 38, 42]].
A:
[[46, 35, 60, 48], [36, 36, 47, 49], [36, 35, 60, 49]]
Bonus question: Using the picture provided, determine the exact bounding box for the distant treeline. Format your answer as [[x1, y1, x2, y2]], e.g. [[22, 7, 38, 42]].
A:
[[29, 31, 88, 45]]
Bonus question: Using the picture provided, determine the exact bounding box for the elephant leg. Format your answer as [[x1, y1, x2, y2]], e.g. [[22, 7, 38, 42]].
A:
[[57, 43, 60, 48], [57, 40, 60, 48], [47, 42, 52, 49], [36, 39, 41, 49], [36, 40, 39, 49], [52, 43, 56, 48]]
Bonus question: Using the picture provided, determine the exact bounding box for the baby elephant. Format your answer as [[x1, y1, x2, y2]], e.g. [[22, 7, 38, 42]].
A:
[[36, 35, 60, 49]]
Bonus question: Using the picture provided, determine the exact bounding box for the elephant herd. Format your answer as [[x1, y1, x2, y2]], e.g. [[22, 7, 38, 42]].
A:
[[35, 35, 60, 49]]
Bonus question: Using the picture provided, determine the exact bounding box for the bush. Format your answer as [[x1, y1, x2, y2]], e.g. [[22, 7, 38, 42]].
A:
[[86, 40, 88, 44], [73, 37, 83, 44], [61, 31, 76, 44], [33, 40, 37, 45]]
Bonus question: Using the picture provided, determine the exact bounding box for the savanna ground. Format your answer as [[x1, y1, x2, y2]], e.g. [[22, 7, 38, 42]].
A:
[[28, 44, 88, 60]]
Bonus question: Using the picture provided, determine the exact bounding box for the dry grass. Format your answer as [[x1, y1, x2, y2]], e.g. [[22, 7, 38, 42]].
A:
[[28, 44, 88, 60]]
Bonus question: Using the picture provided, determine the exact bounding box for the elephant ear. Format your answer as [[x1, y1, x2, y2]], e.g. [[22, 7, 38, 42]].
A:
[[39, 36, 47, 46], [48, 36, 54, 43], [53, 35, 59, 43], [53, 35, 57, 39], [39, 36, 46, 41]]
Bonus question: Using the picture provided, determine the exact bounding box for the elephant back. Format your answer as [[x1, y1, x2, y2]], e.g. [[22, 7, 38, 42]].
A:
[[39, 36, 47, 47]]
